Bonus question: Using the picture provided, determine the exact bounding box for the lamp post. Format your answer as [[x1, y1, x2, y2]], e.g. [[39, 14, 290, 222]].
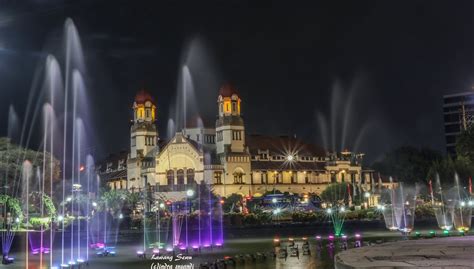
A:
[[364, 192, 371, 209]]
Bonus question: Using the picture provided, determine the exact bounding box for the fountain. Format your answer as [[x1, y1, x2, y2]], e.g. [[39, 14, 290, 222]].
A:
[[379, 181, 419, 235], [431, 174, 453, 231], [0, 17, 98, 268], [446, 174, 473, 233]]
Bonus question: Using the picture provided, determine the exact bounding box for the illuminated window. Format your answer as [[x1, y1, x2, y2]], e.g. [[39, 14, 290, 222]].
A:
[[291, 172, 297, 184], [224, 101, 231, 113], [233, 172, 244, 184], [214, 172, 222, 184]]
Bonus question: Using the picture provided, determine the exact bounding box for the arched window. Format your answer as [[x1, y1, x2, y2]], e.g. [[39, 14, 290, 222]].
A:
[[177, 169, 185, 191], [233, 168, 245, 184], [187, 169, 195, 184], [167, 170, 174, 191]]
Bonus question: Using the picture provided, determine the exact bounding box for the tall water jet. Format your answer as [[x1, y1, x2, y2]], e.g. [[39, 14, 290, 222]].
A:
[[432, 174, 453, 231], [22, 161, 33, 269], [380, 177, 398, 231], [380, 182, 419, 236], [447, 174, 472, 232]]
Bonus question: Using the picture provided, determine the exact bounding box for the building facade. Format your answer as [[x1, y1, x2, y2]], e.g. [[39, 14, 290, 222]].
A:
[[103, 84, 375, 198], [443, 92, 474, 155]]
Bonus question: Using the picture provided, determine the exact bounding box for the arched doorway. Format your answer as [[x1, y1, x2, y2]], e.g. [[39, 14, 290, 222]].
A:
[[166, 170, 174, 191]]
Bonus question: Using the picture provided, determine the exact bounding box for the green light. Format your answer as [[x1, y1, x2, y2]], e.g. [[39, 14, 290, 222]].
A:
[[443, 230, 449, 236], [414, 231, 421, 237]]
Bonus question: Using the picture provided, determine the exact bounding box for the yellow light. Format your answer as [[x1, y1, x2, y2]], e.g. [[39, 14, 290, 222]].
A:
[[223, 100, 231, 113], [137, 107, 145, 118]]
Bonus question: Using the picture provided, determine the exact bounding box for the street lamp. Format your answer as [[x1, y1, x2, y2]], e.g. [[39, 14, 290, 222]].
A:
[[186, 189, 194, 197], [286, 155, 294, 162], [272, 197, 277, 204], [273, 208, 281, 215], [159, 203, 165, 209]]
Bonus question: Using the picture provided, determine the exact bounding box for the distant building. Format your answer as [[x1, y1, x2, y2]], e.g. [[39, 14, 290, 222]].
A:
[[101, 83, 376, 199], [97, 150, 128, 190], [443, 92, 474, 155]]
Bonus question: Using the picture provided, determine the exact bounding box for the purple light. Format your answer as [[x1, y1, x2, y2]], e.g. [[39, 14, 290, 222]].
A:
[[355, 233, 361, 238], [136, 250, 144, 255], [179, 247, 186, 250], [94, 242, 105, 248], [166, 247, 173, 252], [192, 245, 199, 249], [342, 235, 347, 239], [215, 243, 222, 247], [316, 235, 322, 240], [328, 235, 335, 240], [152, 249, 160, 254], [203, 244, 210, 248]]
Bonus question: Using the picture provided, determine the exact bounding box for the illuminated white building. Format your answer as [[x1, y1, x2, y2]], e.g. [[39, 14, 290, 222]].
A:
[[100, 84, 375, 198]]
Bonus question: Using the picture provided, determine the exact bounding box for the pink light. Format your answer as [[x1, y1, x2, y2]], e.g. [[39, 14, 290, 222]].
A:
[[355, 233, 361, 238], [192, 245, 199, 249], [316, 235, 322, 240]]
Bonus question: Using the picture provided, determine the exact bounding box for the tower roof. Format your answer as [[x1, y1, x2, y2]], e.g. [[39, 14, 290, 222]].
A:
[[219, 82, 239, 97], [134, 89, 155, 104]]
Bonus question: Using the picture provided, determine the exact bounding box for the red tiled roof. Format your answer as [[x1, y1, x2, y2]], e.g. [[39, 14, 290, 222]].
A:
[[219, 82, 239, 97], [246, 134, 326, 157], [135, 89, 155, 104]]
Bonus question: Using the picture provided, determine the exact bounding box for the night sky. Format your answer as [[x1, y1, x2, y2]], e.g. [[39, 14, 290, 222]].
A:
[[1, 0, 474, 164]]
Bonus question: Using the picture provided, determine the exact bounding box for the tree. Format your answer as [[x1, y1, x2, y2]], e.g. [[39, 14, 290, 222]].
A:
[[320, 183, 351, 205], [372, 146, 442, 184], [427, 157, 473, 188], [99, 189, 128, 217], [0, 137, 61, 194], [456, 125, 474, 165]]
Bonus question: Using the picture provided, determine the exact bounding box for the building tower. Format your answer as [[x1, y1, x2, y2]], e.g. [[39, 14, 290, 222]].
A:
[[216, 83, 245, 155], [215, 83, 251, 192], [130, 90, 158, 158], [127, 90, 158, 191]]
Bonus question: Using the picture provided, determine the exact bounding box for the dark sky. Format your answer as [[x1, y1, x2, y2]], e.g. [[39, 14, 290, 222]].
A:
[[1, 0, 474, 164]]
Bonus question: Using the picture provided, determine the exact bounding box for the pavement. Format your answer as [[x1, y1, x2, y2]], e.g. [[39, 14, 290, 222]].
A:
[[335, 236, 474, 269]]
